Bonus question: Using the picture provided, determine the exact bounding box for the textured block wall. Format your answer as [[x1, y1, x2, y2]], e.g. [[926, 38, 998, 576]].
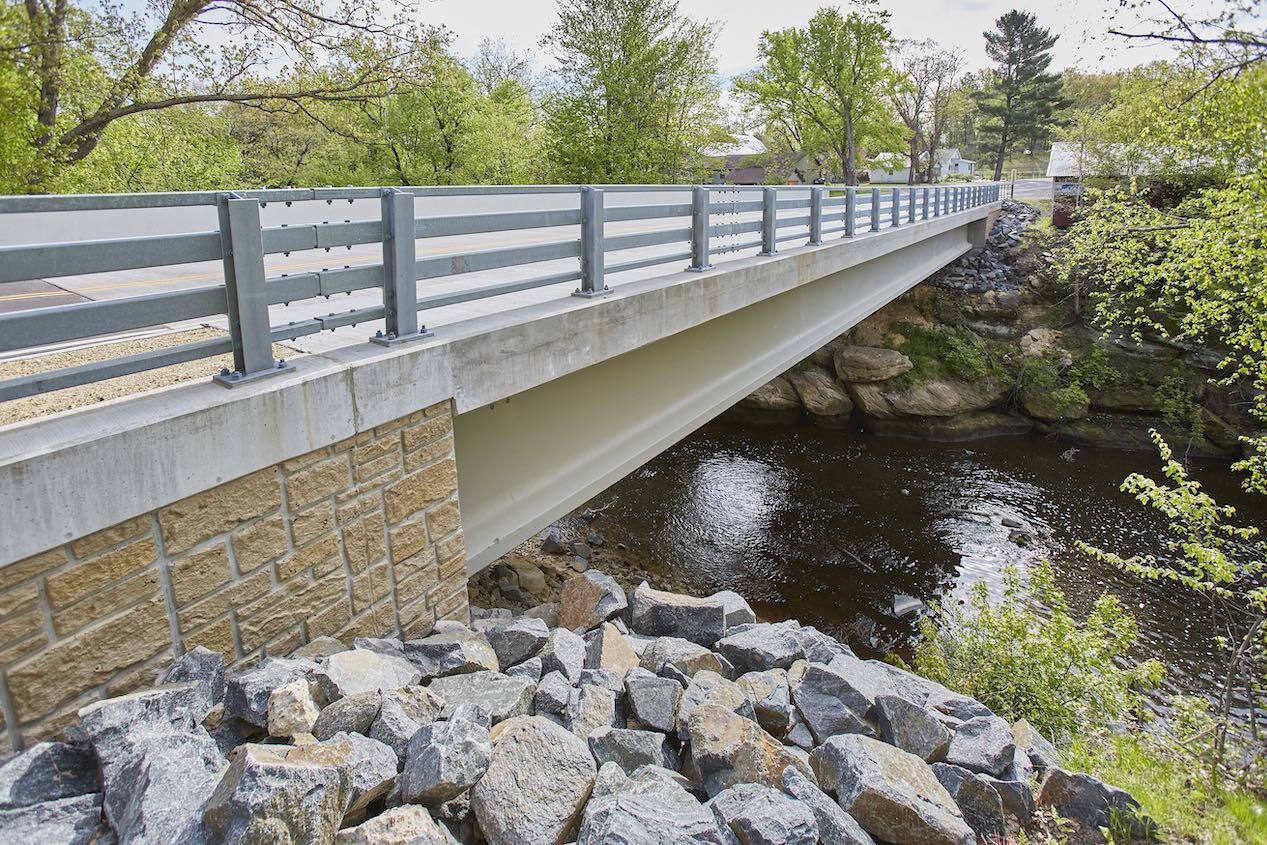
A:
[[0, 400, 468, 752]]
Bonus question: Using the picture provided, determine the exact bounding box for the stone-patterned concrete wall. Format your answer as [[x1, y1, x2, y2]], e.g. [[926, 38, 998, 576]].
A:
[[0, 400, 468, 752]]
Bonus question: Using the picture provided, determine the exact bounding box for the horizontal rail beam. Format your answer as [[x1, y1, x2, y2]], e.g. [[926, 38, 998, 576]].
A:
[[0, 232, 221, 283]]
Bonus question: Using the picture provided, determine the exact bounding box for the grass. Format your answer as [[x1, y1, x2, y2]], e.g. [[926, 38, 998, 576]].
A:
[[1065, 734, 1267, 845]]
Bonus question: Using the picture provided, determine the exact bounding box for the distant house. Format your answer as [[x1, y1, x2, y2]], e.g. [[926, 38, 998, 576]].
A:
[[863, 152, 911, 184], [704, 135, 769, 185], [935, 149, 975, 179], [864, 148, 975, 184]]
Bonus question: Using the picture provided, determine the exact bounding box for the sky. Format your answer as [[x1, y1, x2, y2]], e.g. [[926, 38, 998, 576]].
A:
[[422, 0, 1181, 79]]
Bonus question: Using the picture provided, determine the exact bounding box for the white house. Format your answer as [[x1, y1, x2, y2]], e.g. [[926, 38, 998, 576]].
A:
[[864, 148, 975, 184], [935, 149, 975, 179]]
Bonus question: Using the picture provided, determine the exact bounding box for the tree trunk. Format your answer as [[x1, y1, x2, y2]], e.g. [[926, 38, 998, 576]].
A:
[[992, 128, 1008, 182], [907, 136, 919, 185]]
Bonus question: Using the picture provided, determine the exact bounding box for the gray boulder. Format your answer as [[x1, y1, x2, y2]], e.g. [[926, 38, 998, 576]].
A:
[[313, 690, 382, 740], [320, 731, 399, 814], [640, 636, 723, 677], [984, 773, 1036, 822], [584, 623, 641, 677], [687, 704, 814, 797], [334, 804, 457, 844], [315, 649, 422, 701], [484, 617, 550, 669], [708, 783, 818, 845], [715, 621, 804, 673], [737, 669, 795, 737], [292, 636, 349, 659], [577, 763, 725, 845], [945, 715, 1016, 776], [370, 686, 446, 763], [809, 734, 974, 845], [629, 582, 727, 646], [400, 704, 492, 804], [471, 716, 597, 845], [1038, 767, 1156, 843], [429, 671, 535, 724], [0, 793, 107, 845], [588, 726, 678, 773], [352, 635, 406, 659], [0, 742, 100, 810], [875, 695, 952, 762], [566, 683, 619, 739], [204, 743, 349, 844], [404, 630, 499, 680], [790, 663, 876, 744], [162, 646, 227, 712], [534, 670, 575, 722], [932, 762, 1007, 842], [791, 626, 852, 664], [505, 656, 543, 681], [1012, 719, 1060, 773], [781, 766, 875, 845], [677, 671, 755, 741], [711, 591, 757, 628], [539, 627, 586, 684], [560, 570, 629, 631], [625, 668, 682, 734], [225, 657, 318, 727]]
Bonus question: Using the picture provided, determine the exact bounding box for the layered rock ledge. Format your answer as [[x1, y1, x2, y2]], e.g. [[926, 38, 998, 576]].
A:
[[0, 573, 1151, 845]]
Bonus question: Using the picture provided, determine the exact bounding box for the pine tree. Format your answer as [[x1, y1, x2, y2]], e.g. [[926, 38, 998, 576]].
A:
[[973, 11, 1064, 180]]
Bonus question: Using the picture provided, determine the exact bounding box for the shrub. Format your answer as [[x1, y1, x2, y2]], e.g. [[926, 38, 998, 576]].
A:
[[910, 561, 1165, 743]]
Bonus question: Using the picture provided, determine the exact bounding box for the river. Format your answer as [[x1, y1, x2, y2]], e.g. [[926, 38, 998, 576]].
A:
[[580, 419, 1267, 712]]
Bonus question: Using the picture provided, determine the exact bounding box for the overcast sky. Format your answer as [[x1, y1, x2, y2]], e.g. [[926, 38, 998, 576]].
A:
[[423, 0, 1181, 78]]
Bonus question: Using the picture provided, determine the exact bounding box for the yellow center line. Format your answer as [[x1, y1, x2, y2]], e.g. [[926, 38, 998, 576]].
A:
[[0, 222, 689, 304]]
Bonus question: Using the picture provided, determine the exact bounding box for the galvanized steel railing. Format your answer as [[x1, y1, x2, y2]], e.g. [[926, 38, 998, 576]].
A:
[[0, 182, 1002, 401]]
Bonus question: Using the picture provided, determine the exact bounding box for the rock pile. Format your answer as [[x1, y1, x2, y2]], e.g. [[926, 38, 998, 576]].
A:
[[1, 574, 1151, 845], [930, 200, 1040, 293]]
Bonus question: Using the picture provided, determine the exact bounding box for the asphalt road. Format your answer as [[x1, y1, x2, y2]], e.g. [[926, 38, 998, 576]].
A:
[[1007, 178, 1052, 200]]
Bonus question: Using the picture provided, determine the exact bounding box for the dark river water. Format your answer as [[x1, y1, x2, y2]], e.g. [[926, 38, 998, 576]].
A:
[[583, 420, 1267, 711]]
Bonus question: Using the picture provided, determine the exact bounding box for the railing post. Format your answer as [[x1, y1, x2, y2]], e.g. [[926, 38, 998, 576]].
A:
[[809, 186, 824, 245], [890, 188, 900, 227], [845, 187, 856, 237], [922, 187, 930, 219], [213, 193, 291, 387], [760, 187, 777, 255], [687, 185, 712, 271], [574, 186, 607, 297], [373, 188, 429, 345], [870, 188, 881, 231], [907, 188, 916, 223]]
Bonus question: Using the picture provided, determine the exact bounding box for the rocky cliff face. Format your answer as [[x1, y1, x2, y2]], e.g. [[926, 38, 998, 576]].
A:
[[0, 573, 1153, 845], [733, 201, 1249, 458]]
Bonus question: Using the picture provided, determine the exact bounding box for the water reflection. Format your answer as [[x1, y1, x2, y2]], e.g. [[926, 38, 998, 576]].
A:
[[587, 420, 1267, 709]]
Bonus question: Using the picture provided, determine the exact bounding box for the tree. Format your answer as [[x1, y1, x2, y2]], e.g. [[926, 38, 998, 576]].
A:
[[539, 0, 728, 184], [5, 0, 419, 189], [973, 10, 1064, 180], [890, 40, 961, 183], [734, 3, 903, 186]]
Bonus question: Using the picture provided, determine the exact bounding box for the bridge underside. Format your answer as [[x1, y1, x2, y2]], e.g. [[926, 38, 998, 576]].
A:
[[454, 224, 979, 571]]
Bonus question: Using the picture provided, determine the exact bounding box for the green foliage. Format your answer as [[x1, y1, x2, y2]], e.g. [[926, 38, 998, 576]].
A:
[[1067, 345, 1117, 391], [1081, 432, 1266, 778], [733, 2, 905, 185], [1065, 729, 1267, 845], [912, 561, 1165, 743], [539, 0, 727, 183], [972, 10, 1065, 180], [1154, 373, 1206, 439], [891, 323, 1011, 388]]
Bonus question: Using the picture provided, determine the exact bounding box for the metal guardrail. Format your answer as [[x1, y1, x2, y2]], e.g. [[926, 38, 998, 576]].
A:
[[0, 182, 1002, 401]]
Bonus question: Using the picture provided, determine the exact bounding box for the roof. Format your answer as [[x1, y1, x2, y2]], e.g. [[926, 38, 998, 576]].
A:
[[936, 149, 972, 164]]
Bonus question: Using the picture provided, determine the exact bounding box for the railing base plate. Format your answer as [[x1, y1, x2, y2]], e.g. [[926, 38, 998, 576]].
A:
[[572, 287, 611, 299], [370, 328, 433, 347], [212, 361, 295, 388]]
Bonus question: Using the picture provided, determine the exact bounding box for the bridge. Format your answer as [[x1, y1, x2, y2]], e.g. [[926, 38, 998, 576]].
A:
[[0, 182, 1000, 748]]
